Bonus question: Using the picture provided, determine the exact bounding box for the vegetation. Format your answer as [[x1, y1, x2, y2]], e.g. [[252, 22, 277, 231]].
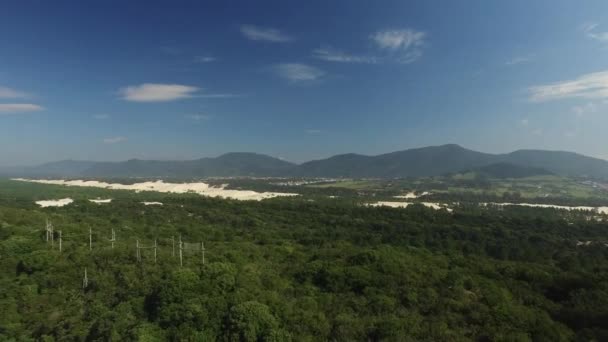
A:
[[1, 179, 608, 340]]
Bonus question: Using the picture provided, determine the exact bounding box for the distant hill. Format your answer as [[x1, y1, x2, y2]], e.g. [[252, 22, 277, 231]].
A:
[[82, 153, 296, 178], [501, 150, 608, 179], [3, 145, 608, 180], [296, 144, 498, 178], [464, 162, 553, 179]]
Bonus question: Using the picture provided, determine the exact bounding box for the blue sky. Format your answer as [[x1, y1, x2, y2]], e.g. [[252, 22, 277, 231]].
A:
[[1, 0, 608, 166]]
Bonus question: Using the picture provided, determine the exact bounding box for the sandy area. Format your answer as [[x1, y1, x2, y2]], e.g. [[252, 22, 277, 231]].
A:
[[13, 179, 299, 201], [36, 198, 74, 208], [484, 202, 608, 214], [89, 199, 112, 204], [141, 201, 163, 206], [394, 191, 431, 199], [369, 201, 453, 212]]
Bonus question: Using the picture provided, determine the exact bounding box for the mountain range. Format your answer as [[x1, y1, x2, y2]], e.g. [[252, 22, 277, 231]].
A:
[[3, 144, 608, 180]]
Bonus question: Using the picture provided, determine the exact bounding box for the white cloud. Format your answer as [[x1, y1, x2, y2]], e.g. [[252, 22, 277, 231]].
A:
[[506, 56, 533, 66], [195, 56, 216, 63], [240, 25, 292, 42], [0, 103, 44, 114], [305, 129, 321, 135], [529, 70, 608, 102], [370, 29, 426, 63], [120, 83, 199, 102], [0, 86, 28, 98], [564, 131, 577, 138], [582, 22, 608, 43], [571, 102, 597, 117], [198, 93, 241, 99], [93, 114, 110, 120], [273, 63, 325, 83], [312, 47, 377, 64], [532, 128, 543, 136], [371, 29, 426, 50], [520, 118, 529, 126], [103, 136, 127, 144]]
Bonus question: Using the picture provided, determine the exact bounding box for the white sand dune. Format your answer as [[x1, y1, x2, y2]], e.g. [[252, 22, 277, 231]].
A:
[[89, 198, 112, 204], [369, 201, 453, 212], [484, 202, 608, 214], [141, 201, 163, 206], [13, 179, 298, 201], [394, 191, 431, 199], [36, 198, 74, 208]]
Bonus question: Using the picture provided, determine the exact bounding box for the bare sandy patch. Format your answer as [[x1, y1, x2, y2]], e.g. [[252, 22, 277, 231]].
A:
[[394, 191, 431, 199], [484, 202, 608, 214], [36, 198, 74, 208], [141, 202, 163, 206], [89, 198, 112, 204], [13, 179, 298, 201], [369, 201, 452, 212]]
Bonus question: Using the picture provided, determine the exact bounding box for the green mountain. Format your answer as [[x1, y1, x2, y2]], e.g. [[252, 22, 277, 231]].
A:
[[501, 150, 608, 179], [4, 145, 608, 179], [464, 162, 553, 179], [81, 153, 296, 178], [296, 144, 498, 178]]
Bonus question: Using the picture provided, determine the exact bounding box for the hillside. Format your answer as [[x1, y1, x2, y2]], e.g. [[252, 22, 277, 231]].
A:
[[464, 162, 553, 179], [3, 145, 608, 180], [77, 153, 296, 178]]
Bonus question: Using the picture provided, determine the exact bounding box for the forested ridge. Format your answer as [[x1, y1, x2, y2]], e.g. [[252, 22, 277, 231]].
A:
[[6, 144, 608, 180], [1, 184, 608, 340]]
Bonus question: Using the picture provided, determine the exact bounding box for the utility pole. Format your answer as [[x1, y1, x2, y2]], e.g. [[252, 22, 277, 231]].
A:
[[136, 240, 140, 262], [179, 235, 183, 267], [172, 236, 175, 257], [89, 227, 92, 251], [154, 239, 157, 264], [59, 230, 62, 253], [46, 219, 54, 247], [45, 219, 51, 242], [83, 268, 88, 289], [109, 229, 116, 249]]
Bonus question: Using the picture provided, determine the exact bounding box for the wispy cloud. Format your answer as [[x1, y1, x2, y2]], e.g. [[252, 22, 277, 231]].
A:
[[572, 102, 597, 117], [120, 83, 199, 102], [0, 103, 44, 114], [582, 22, 608, 43], [0, 86, 28, 99], [240, 25, 292, 42], [506, 55, 533, 66], [532, 128, 543, 136], [305, 129, 322, 135], [520, 118, 529, 126], [103, 136, 127, 144], [273, 63, 325, 83], [529, 70, 608, 102], [312, 47, 377, 64], [186, 114, 211, 121], [197, 93, 242, 99], [93, 114, 110, 120], [370, 29, 426, 63], [195, 56, 216, 63]]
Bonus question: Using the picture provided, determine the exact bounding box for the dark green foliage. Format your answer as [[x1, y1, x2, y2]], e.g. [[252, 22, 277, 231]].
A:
[[0, 180, 608, 340], [465, 162, 553, 179]]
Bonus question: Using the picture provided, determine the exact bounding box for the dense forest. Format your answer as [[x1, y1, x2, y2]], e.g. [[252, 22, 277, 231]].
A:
[[1, 180, 608, 341]]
